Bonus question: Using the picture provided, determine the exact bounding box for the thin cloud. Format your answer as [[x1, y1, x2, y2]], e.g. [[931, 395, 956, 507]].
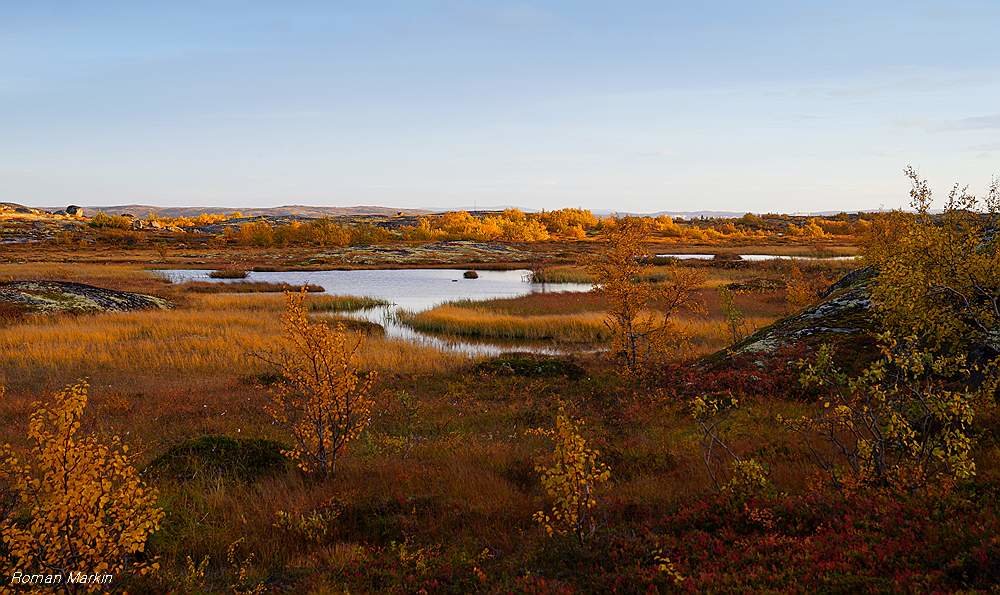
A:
[[967, 142, 1000, 152], [944, 114, 1000, 130]]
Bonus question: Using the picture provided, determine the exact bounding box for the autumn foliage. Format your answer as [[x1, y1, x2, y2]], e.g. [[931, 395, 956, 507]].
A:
[[531, 406, 611, 542], [258, 291, 378, 475], [588, 217, 704, 369], [788, 168, 1000, 490], [0, 381, 163, 586]]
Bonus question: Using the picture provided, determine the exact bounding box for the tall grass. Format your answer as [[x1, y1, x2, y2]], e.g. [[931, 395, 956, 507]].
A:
[[398, 305, 611, 343], [449, 291, 606, 315], [308, 295, 391, 312], [209, 268, 249, 279], [529, 265, 594, 284], [0, 263, 164, 292], [0, 294, 463, 392], [180, 281, 324, 293]]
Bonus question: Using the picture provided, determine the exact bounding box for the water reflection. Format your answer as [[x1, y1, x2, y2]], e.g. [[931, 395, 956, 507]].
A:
[[157, 268, 594, 356]]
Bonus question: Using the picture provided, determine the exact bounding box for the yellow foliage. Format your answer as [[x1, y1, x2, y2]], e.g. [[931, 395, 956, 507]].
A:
[[837, 167, 999, 487], [795, 343, 983, 489], [787, 169, 998, 490], [784, 262, 815, 311], [588, 217, 705, 370], [0, 381, 163, 587], [226, 539, 265, 595], [718, 286, 752, 345], [258, 291, 379, 475], [531, 406, 610, 542], [867, 168, 1000, 356], [400, 208, 597, 241], [88, 211, 133, 229]]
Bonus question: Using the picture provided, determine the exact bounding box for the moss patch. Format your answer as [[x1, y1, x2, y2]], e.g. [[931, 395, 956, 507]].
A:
[[473, 352, 586, 379], [147, 435, 289, 482]]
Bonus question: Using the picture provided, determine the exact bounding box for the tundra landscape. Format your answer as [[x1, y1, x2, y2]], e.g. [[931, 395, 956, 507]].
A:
[[2, 185, 998, 592], [4, 2, 1000, 593]]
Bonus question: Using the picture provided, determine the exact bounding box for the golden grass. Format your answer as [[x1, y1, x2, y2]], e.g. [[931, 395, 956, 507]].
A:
[[452, 291, 606, 315], [0, 263, 160, 288], [0, 294, 464, 392], [672, 315, 775, 356], [174, 293, 389, 313], [398, 305, 611, 343], [529, 265, 594, 283]]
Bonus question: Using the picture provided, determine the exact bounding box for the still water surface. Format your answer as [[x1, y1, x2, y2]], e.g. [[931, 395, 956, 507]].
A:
[[158, 268, 593, 356]]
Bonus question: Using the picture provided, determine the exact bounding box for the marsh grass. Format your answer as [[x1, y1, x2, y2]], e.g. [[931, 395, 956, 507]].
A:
[[180, 281, 324, 293], [0, 263, 167, 293], [209, 268, 249, 279], [529, 265, 595, 284], [398, 305, 611, 343], [450, 291, 606, 316], [308, 295, 392, 312], [0, 293, 464, 394]]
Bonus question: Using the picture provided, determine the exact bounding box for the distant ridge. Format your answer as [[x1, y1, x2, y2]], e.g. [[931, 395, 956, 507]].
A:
[[22, 202, 891, 219], [34, 204, 433, 218]]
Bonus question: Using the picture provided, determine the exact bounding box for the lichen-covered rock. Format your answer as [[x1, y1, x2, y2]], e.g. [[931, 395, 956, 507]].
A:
[[700, 267, 878, 372], [0, 281, 171, 314]]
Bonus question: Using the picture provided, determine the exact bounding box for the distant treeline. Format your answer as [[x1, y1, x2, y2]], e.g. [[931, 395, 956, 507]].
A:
[[81, 207, 875, 247]]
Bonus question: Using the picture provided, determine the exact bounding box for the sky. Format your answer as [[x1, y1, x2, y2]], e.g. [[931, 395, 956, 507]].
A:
[[3, 1, 1000, 214]]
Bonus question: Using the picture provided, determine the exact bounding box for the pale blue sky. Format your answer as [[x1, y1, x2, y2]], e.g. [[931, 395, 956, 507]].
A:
[[3, 1, 999, 213]]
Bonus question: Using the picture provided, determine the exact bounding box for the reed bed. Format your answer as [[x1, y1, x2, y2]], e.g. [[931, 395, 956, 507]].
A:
[[450, 291, 606, 316], [307, 295, 391, 312], [209, 268, 249, 279], [179, 281, 324, 293], [528, 265, 594, 284], [529, 263, 726, 285], [398, 305, 611, 343], [182, 293, 390, 312]]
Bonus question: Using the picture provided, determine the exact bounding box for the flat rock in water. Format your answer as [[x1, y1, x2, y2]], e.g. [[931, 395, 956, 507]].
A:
[[0, 280, 171, 313]]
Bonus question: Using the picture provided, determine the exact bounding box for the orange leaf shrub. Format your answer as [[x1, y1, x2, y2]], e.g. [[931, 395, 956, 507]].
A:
[[0, 381, 163, 588], [588, 217, 705, 370], [258, 291, 378, 475]]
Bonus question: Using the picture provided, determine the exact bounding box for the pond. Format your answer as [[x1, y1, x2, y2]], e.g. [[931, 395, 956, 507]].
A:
[[157, 268, 594, 356]]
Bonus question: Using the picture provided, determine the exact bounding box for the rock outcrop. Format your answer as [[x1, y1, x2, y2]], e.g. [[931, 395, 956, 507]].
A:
[[0, 281, 171, 314], [700, 267, 878, 371]]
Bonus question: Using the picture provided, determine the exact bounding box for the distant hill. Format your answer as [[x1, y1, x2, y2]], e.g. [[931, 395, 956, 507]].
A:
[[20, 202, 890, 219], [34, 204, 433, 218]]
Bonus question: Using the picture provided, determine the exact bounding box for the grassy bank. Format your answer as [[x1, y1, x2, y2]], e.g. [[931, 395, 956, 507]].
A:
[[398, 305, 611, 343]]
